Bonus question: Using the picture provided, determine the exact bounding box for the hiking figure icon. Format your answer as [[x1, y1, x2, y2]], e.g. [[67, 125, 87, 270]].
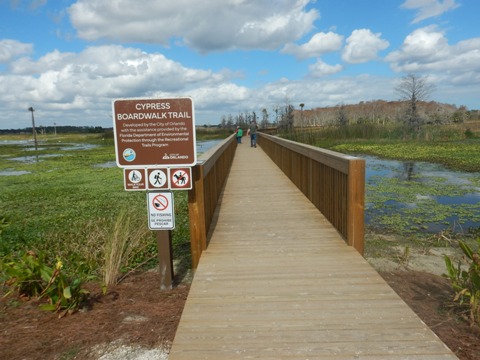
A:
[[148, 169, 167, 188]]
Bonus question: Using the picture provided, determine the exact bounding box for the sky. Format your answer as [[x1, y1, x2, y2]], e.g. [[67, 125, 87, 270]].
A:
[[0, 0, 479, 129]]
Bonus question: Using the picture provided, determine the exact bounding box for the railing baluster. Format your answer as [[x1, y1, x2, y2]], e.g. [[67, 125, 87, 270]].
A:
[[258, 133, 365, 255]]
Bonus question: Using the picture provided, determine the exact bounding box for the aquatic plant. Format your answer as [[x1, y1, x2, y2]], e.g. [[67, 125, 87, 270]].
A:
[[444, 238, 480, 326]]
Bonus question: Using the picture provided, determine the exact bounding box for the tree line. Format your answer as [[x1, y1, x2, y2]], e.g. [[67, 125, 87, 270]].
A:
[[219, 74, 480, 132], [0, 125, 110, 135], [219, 104, 295, 131]]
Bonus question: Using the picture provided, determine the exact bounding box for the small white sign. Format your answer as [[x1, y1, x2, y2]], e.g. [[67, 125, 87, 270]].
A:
[[147, 191, 175, 230]]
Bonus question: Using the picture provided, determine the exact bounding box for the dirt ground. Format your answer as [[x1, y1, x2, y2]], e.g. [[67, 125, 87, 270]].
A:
[[380, 270, 480, 360], [1, 267, 479, 359], [0, 271, 189, 360]]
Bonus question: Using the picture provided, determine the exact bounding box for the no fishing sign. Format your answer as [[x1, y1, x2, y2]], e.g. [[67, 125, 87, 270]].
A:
[[147, 191, 175, 230]]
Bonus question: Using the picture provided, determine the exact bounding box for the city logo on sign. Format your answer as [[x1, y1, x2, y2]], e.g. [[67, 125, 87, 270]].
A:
[[123, 148, 136, 162]]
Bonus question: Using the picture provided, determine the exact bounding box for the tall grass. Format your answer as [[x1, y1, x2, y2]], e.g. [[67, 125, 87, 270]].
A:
[[279, 123, 480, 172], [0, 134, 190, 282], [103, 209, 152, 286], [284, 123, 476, 146]]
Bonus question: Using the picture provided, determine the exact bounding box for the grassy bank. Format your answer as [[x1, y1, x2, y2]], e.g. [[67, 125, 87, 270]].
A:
[[330, 140, 480, 172], [0, 131, 225, 285], [2, 125, 479, 281], [284, 123, 480, 172], [281, 123, 480, 269]]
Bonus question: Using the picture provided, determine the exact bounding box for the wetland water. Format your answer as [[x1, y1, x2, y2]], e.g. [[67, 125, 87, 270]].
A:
[[0, 139, 222, 173], [363, 155, 480, 234], [2, 140, 478, 234]]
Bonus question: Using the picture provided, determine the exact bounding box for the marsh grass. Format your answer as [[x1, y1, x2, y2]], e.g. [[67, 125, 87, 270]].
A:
[[284, 123, 480, 272], [2, 128, 478, 283], [0, 133, 190, 282], [103, 209, 152, 286], [287, 123, 480, 172]]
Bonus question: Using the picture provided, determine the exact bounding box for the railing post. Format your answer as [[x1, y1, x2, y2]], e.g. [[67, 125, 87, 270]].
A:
[[347, 159, 365, 255], [188, 163, 207, 269]]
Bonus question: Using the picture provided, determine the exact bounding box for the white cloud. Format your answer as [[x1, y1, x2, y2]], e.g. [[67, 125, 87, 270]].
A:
[[342, 29, 389, 64], [0, 45, 232, 127], [401, 0, 460, 23], [68, 0, 319, 52], [281, 31, 344, 59], [2, 1, 479, 129], [308, 59, 343, 77], [256, 75, 397, 110], [0, 37, 396, 129], [0, 39, 33, 63], [386, 26, 480, 83], [188, 83, 251, 110]]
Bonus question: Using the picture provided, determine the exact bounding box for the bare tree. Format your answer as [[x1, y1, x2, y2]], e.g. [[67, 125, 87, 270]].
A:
[[278, 104, 295, 132], [260, 108, 269, 128], [395, 73, 434, 131], [335, 104, 348, 126]]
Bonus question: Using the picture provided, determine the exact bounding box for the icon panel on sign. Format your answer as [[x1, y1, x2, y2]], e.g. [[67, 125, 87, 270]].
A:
[[147, 168, 169, 189]]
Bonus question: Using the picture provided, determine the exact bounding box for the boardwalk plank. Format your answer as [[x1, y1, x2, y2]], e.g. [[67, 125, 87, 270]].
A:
[[169, 144, 458, 359]]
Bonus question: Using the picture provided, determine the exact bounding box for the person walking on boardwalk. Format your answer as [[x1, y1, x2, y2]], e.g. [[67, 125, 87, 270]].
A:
[[235, 126, 243, 144], [248, 120, 258, 148]]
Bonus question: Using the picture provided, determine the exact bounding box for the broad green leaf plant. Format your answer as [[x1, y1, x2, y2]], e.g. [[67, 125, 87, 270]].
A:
[[1, 251, 89, 317], [444, 238, 480, 326]]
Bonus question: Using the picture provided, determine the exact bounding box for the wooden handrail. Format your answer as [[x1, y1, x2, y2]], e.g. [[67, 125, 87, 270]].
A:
[[188, 132, 365, 268], [188, 134, 237, 269], [258, 133, 365, 255]]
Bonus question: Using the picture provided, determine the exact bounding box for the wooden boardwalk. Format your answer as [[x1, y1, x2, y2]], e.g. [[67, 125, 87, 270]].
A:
[[169, 143, 458, 359]]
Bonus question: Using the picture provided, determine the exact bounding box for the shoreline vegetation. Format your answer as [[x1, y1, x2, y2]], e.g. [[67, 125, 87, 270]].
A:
[[0, 122, 479, 322], [282, 121, 480, 172]]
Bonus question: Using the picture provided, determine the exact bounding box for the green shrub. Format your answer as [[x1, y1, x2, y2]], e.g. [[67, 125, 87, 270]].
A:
[[444, 238, 480, 326], [465, 128, 475, 139], [1, 251, 89, 316]]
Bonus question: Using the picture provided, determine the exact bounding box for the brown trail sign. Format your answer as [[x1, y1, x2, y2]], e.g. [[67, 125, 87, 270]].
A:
[[112, 97, 196, 168], [112, 97, 196, 290]]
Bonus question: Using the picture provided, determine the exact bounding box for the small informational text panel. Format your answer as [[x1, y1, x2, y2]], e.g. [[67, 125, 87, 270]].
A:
[[147, 191, 175, 230], [113, 97, 196, 167]]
